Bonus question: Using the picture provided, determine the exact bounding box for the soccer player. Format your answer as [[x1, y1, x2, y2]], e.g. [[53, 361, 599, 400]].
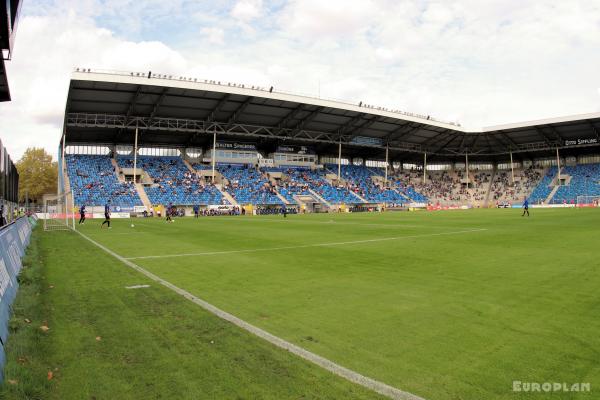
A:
[[521, 197, 530, 217], [193, 204, 199, 218], [282, 206, 287, 218], [101, 201, 111, 228], [166, 202, 173, 223], [78, 204, 86, 225]]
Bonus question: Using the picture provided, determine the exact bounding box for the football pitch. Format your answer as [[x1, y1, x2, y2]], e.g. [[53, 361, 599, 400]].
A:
[[4, 208, 600, 399]]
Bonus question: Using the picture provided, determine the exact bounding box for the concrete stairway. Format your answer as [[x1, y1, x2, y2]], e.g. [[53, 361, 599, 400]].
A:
[[392, 188, 412, 202], [63, 167, 72, 194], [111, 158, 126, 183], [183, 159, 197, 174], [309, 189, 332, 208], [216, 184, 239, 206], [545, 185, 561, 204], [483, 168, 497, 207], [274, 190, 291, 205], [135, 184, 153, 210]]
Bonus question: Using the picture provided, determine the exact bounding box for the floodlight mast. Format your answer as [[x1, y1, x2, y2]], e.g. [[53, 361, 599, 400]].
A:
[[556, 147, 561, 183]]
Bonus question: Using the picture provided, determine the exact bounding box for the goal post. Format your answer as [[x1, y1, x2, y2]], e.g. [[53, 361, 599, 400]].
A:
[[44, 191, 76, 231], [576, 195, 600, 207]]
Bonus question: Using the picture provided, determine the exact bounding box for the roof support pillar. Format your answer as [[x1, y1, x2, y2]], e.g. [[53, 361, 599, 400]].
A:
[[338, 139, 342, 181], [212, 129, 217, 184], [510, 151, 515, 186], [465, 153, 469, 188], [384, 144, 389, 187], [133, 126, 139, 184], [556, 147, 561, 183], [423, 153, 427, 184]]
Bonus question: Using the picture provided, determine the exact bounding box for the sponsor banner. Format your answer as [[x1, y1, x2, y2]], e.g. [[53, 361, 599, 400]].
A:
[[275, 145, 315, 155], [564, 138, 599, 146], [134, 206, 147, 213], [207, 205, 236, 211], [215, 142, 256, 151], [531, 204, 576, 209]]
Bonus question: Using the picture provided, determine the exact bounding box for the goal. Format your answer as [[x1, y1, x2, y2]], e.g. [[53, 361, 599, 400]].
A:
[[576, 195, 600, 207], [44, 191, 76, 231]]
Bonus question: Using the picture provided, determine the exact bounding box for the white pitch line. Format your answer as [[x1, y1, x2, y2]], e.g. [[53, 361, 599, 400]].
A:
[[125, 228, 487, 260], [74, 229, 425, 400]]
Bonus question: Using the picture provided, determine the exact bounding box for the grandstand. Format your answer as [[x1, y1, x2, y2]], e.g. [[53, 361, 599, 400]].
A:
[[58, 70, 600, 214]]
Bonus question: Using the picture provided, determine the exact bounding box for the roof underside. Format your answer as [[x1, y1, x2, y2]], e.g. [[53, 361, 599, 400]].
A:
[[0, 57, 10, 101], [63, 72, 600, 162]]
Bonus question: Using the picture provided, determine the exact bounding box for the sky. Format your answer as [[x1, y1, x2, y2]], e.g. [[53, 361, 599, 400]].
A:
[[1, 0, 600, 160]]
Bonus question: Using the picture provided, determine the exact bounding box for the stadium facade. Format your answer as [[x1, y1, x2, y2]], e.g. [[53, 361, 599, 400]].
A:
[[60, 69, 600, 215]]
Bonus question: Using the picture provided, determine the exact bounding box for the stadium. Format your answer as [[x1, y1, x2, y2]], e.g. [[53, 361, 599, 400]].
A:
[[1, 2, 600, 400]]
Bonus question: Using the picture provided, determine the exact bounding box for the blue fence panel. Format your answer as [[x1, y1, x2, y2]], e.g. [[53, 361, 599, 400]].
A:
[[0, 216, 36, 380]]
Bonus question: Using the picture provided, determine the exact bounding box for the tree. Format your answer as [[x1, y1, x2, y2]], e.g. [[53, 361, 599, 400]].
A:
[[16, 147, 57, 203]]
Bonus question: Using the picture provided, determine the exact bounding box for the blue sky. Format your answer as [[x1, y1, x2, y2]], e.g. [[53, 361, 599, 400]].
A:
[[1, 0, 600, 159]]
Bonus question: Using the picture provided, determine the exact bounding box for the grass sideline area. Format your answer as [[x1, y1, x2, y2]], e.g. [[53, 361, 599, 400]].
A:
[[0, 226, 383, 399], [2, 208, 599, 399]]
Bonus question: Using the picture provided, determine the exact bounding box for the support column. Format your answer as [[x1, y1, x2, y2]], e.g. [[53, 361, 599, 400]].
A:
[[384, 144, 389, 187], [423, 153, 427, 183], [337, 139, 342, 180], [60, 126, 66, 195], [212, 130, 217, 183], [510, 151, 515, 185], [465, 153, 469, 187], [556, 147, 561, 183], [133, 126, 139, 183]]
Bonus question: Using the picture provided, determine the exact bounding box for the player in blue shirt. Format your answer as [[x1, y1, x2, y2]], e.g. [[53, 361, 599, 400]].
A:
[[78, 204, 86, 225], [193, 204, 199, 218], [101, 201, 111, 228], [522, 197, 530, 217]]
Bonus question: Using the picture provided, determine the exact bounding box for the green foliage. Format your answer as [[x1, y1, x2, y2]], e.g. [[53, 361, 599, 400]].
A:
[[16, 148, 57, 203]]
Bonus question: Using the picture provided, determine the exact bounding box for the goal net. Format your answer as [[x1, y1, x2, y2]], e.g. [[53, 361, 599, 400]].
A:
[[576, 195, 600, 207], [44, 191, 76, 231]]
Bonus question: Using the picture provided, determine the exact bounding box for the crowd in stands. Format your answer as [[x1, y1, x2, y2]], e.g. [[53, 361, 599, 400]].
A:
[[67, 155, 142, 207], [65, 154, 600, 209], [219, 164, 283, 205], [117, 156, 225, 205], [490, 167, 543, 204]]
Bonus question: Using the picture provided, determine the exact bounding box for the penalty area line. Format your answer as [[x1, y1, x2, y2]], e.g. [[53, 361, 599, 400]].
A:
[[74, 229, 426, 400], [126, 228, 488, 261]]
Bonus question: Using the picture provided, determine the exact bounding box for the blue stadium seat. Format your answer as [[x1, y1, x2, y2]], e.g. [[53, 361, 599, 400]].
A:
[[66, 155, 142, 207]]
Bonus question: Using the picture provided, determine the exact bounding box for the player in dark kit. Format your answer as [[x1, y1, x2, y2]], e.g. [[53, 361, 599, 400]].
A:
[[522, 197, 530, 217], [78, 204, 86, 224], [193, 204, 199, 218], [282, 207, 287, 218], [101, 201, 111, 228], [166, 202, 173, 223]]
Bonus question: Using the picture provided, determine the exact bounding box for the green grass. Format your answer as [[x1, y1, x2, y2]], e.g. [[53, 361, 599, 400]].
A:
[[3, 208, 600, 399], [0, 226, 384, 399]]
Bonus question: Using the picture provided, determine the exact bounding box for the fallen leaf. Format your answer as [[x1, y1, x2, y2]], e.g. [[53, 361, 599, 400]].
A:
[[49, 285, 54, 289], [24, 318, 31, 323], [95, 336, 102, 341], [40, 325, 50, 332], [7, 379, 17, 385], [47, 371, 53, 380], [17, 357, 27, 364]]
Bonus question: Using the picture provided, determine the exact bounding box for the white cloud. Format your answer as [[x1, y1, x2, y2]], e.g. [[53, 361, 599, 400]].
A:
[[231, 0, 263, 22], [200, 27, 225, 45]]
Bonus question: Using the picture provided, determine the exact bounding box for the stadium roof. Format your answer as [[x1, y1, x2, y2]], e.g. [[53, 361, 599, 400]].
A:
[[0, 0, 23, 102], [63, 70, 600, 162]]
